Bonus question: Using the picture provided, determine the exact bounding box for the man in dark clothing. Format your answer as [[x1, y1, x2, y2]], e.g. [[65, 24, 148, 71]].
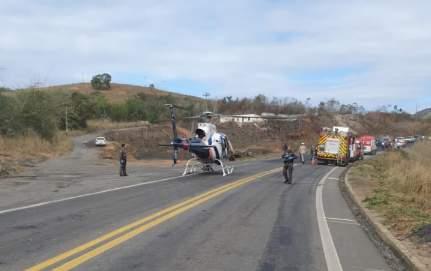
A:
[[310, 144, 316, 165], [282, 147, 297, 184], [119, 144, 128, 176]]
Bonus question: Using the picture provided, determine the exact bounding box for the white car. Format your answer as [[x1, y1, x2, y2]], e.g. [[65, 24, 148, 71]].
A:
[[395, 137, 406, 148], [95, 137, 107, 146]]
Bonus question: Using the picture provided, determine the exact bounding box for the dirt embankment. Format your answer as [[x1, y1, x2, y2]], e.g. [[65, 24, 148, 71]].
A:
[[102, 124, 186, 160], [333, 113, 431, 136], [101, 114, 383, 161]]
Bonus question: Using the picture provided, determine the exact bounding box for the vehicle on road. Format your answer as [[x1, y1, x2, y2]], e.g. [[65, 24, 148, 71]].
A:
[[405, 136, 416, 144], [359, 135, 377, 155], [395, 137, 407, 149], [352, 139, 364, 161], [377, 136, 392, 150], [316, 126, 361, 166], [95, 137, 107, 146]]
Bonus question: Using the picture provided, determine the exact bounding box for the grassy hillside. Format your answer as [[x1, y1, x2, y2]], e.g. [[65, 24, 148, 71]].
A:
[[37, 83, 203, 103]]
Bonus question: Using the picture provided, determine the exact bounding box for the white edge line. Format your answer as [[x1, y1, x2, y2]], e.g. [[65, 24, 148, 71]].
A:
[[326, 217, 357, 223], [0, 174, 190, 215], [327, 220, 360, 226], [316, 167, 344, 271]]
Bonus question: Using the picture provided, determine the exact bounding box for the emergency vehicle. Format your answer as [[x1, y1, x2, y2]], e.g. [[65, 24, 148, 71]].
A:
[[359, 135, 377, 155], [316, 126, 362, 166]]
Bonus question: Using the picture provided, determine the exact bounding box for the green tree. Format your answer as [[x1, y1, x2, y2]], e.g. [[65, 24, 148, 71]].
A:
[[91, 73, 112, 90], [70, 92, 95, 128], [17, 90, 58, 140]]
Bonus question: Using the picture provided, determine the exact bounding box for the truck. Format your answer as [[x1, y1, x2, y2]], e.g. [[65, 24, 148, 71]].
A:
[[359, 135, 377, 155], [316, 126, 361, 166]]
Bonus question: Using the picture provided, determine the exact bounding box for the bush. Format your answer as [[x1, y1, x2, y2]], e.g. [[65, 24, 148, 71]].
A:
[[126, 98, 146, 121], [0, 94, 22, 135], [110, 103, 129, 122], [0, 87, 12, 92]]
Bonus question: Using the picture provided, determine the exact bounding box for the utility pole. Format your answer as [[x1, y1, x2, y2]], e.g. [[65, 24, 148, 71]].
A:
[[203, 92, 210, 111]]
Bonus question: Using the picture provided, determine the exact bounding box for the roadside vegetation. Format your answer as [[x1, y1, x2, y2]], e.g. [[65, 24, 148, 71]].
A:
[[0, 132, 72, 176], [1, 81, 430, 175], [350, 142, 431, 237]]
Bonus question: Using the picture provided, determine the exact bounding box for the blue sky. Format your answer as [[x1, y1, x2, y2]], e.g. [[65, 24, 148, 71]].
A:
[[1, 0, 431, 113]]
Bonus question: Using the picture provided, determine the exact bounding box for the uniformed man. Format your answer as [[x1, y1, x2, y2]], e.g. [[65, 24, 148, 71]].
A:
[[119, 143, 128, 177], [282, 146, 297, 184]]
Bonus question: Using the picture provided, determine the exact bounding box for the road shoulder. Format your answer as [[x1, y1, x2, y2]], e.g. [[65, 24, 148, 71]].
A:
[[343, 167, 430, 271], [322, 166, 391, 271]]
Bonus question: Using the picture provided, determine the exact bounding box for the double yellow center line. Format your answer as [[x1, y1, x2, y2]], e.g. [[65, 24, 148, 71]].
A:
[[26, 167, 280, 271]]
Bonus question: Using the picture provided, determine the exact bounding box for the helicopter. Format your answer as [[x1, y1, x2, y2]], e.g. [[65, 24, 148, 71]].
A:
[[160, 104, 235, 176]]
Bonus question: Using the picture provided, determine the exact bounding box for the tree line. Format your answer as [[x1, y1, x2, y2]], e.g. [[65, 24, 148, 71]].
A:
[[215, 95, 372, 116], [0, 90, 204, 140], [0, 87, 416, 141]]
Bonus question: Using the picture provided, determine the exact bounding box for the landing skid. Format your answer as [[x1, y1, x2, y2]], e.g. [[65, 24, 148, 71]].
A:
[[182, 158, 234, 176]]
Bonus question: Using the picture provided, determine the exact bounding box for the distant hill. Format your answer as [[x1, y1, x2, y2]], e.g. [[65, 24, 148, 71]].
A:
[[28, 83, 202, 103], [416, 108, 431, 119]]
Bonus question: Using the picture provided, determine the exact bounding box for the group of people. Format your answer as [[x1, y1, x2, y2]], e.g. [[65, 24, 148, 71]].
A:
[[118, 142, 317, 182], [281, 142, 316, 184]]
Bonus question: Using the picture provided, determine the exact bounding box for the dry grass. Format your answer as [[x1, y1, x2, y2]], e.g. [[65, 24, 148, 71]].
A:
[[353, 142, 431, 236], [39, 83, 202, 103], [384, 143, 431, 209], [0, 132, 72, 176]]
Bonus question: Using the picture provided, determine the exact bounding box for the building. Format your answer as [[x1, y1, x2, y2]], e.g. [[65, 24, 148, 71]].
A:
[[219, 113, 305, 125], [220, 114, 265, 124]]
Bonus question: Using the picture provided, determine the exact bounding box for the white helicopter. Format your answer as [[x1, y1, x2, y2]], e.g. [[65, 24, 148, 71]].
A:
[[160, 104, 235, 176]]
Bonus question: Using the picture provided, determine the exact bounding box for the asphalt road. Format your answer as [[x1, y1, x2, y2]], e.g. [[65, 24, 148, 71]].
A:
[[0, 159, 392, 271]]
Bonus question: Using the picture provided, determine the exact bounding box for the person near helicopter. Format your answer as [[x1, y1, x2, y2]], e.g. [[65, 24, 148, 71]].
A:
[[282, 145, 297, 184]]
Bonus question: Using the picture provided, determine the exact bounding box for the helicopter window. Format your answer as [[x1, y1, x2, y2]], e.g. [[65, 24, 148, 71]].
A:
[[196, 129, 206, 139]]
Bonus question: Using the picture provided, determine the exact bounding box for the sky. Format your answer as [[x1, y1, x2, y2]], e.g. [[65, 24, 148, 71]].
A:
[[1, 0, 431, 113]]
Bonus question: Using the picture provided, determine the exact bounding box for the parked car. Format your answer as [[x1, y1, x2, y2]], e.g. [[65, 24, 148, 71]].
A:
[[95, 137, 107, 146], [377, 136, 392, 150], [395, 137, 406, 149], [405, 136, 416, 143]]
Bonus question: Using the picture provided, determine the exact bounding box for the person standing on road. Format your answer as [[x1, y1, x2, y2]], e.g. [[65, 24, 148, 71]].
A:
[[299, 142, 307, 165], [282, 147, 297, 184], [119, 143, 128, 177], [310, 144, 316, 165]]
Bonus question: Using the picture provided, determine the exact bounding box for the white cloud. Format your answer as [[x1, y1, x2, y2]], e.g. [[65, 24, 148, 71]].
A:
[[1, 0, 430, 111]]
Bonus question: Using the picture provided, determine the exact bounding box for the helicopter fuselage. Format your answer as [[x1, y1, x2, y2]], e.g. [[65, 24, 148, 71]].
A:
[[191, 123, 232, 163]]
